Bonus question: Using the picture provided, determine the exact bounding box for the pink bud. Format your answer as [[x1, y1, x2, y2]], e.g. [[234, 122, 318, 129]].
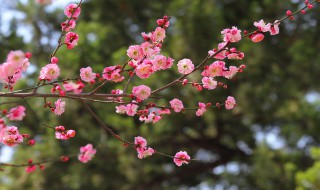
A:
[[286, 10, 292, 16], [51, 57, 59, 64], [251, 33, 264, 43]]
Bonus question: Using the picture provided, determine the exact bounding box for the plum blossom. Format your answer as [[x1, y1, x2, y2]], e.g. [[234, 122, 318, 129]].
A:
[[134, 136, 154, 159], [61, 19, 76, 31], [80, 66, 96, 82], [102, 66, 124, 82], [170, 99, 184, 113], [39, 64, 60, 81], [208, 42, 228, 60], [224, 66, 239, 79], [125, 103, 139, 116], [151, 27, 166, 42], [115, 105, 127, 114], [173, 151, 190, 166], [7, 106, 26, 121], [177, 59, 194, 74], [64, 3, 81, 18], [135, 61, 153, 79], [221, 26, 241, 43], [0, 50, 30, 88], [132, 85, 151, 101], [225, 96, 236, 110], [54, 99, 65, 115], [78, 144, 97, 163], [1, 126, 23, 147], [202, 77, 217, 90], [270, 21, 280, 35], [152, 55, 173, 71], [63, 81, 84, 94], [251, 33, 265, 43], [55, 129, 76, 140], [139, 113, 161, 124], [196, 102, 207, 116], [65, 32, 79, 49], [25, 165, 37, 173], [201, 61, 226, 77], [127, 45, 144, 60], [254, 19, 271, 32]]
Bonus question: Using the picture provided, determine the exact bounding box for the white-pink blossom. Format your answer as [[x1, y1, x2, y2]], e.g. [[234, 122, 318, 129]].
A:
[[54, 99, 65, 116], [7, 106, 26, 121], [132, 85, 151, 101], [225, 96, 236, 110], [170, 99, 184, 113], [174, 151, 190, 166], [80, 66, 96, 82], [177, 58, 194, 75], [39, 64, 60, 81], [78, 144, 97, 163]]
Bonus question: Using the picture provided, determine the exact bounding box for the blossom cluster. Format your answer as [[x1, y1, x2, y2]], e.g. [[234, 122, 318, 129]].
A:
[[134, 136, 155, 159], [0, 50, 30, 90], [78, 144, 97, 163]]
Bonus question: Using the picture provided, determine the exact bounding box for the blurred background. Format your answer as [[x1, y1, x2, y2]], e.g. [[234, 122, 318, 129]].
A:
[[1, 0, 320, 189]]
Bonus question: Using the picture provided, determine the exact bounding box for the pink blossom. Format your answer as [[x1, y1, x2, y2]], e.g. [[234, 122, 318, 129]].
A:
[[64, 3, 81, 18], [65, 32, 79, 49], [270, 21, 280, 35], [39, 64, 60, 81], [61, 19, 76, 31], [134, 136, 155, 159], [151, 27, 166, 42], [102, 66, 124, 82], [221, 26, 241, 43], [170, 99, 184, 112], [173, 151, 190, 166], [54, 99, 65, 116], [196, 102, 207, 116], [78, 144, 97, 163], [115, 105, 127, 114], [132, 85, 151, 101], [127, 45, 144, 60], [201, 61, 226, 77], [6, 50, 25, 67], [80, 66, 96, 82], [224, 66, 238, 79], [177, 59, 194, 75], [202, 77, 217, 90], [157, 16, 170, 28], [135, 61, 153, 79], [7, 106, 26, 121], [208, 42, 227, 60], [225, 96, 236, 110], [125, 103, 138, 116], [55, 129, 76, 140], [139, 113, 161, 124], [25, 165, 37, 173], [134, 136, 147, 148], [254, 19, 271, 32], [137, 147, 155, 159], [251, 33, 264, 43], [63, 81, 83, 94], [140, 42, 155, 58], [227, 48, 244, 60], [1, 126, 23, 147], [152, 55, 168, 71], [157, 108, 171, 115]]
